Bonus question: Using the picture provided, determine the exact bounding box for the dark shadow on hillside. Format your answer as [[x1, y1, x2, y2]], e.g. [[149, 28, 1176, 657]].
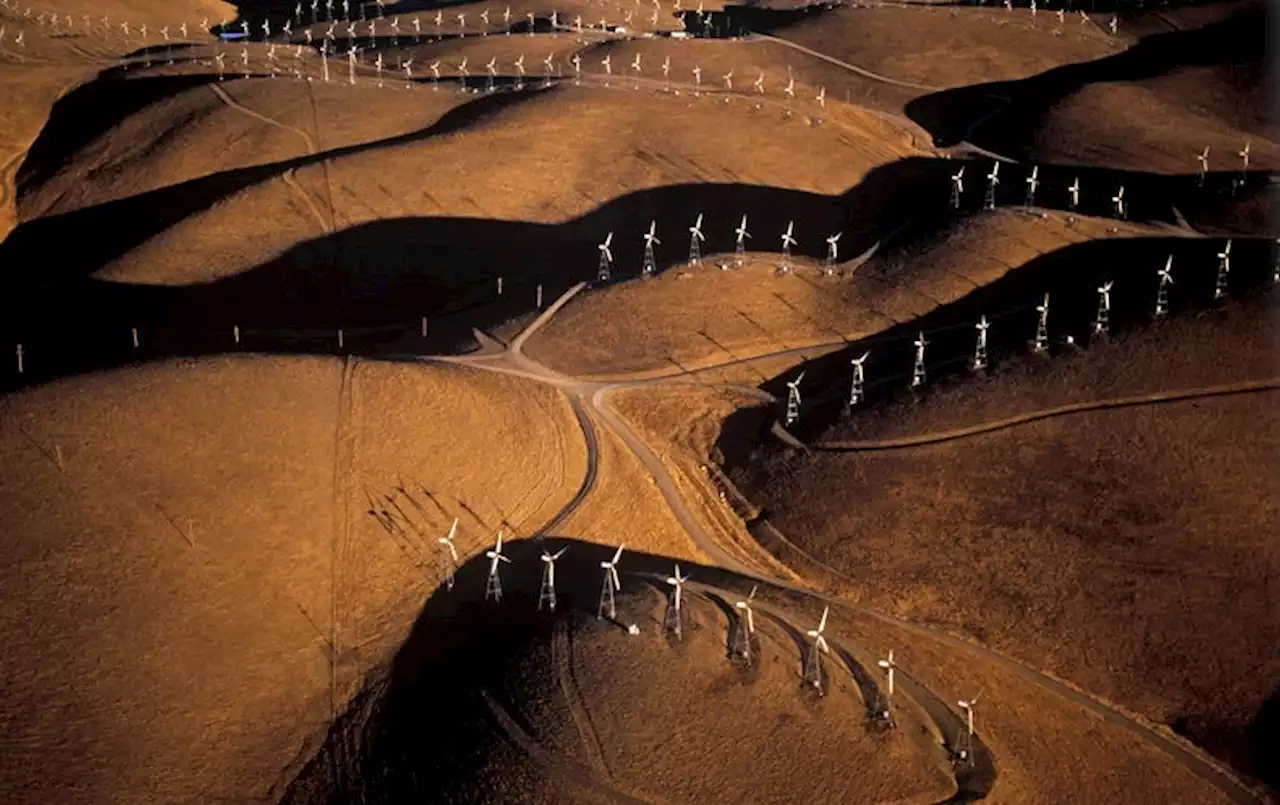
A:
[[15, 71, 223, 203], [717, 235, 1278, 453], [5, 76, 547, 282], [3, 138, 1273, 394], [905, 3, 1268, 155], [1246, 687, 1280, 793], [272, 537, 766, 804]]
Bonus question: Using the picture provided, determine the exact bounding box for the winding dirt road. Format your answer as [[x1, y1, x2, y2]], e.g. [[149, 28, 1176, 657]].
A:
[[427, 281, 1268, 805]]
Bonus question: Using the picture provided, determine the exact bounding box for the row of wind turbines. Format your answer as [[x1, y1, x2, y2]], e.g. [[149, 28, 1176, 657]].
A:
[[596, 215, 834, 280], [953, 145, 1256, 220], [780, 241, 1261, 428], [425, 519, 989, 761]]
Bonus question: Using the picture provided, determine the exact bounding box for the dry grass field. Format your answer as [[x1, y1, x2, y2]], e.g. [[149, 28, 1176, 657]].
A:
[[0, 355, 587, 804], [728, 296, 1280, 785], [1, 0, 1273, 801]]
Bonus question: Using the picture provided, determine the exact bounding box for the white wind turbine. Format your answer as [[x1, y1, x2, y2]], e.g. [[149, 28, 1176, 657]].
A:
[[571, 53, 582, 85], [484, 531, 512, 603], [664, 564, 691, 640], [485, 56, 498, 91], [785, 370, 805, 427], [438, 517, 459, 590], [732, 585, 758, 663], [950, 166, 964, 210], [956, 689, 983, 764], [538, 547, 569, 612], [1112, 185, 1126, 219], [877, 649, 897, 698], [754, 71, 765, 95], [805, 606, 831, 694], [779, 221, 797, 274], [1024, 165, 1039, 210], [1239, 140, 1251, 173], [1155, 255, 1174, 318], [514, 54, 526, 90], [597, 232, 615, 282], [723, 69, 734, 91], [734, 214, 751, 268], [1094, 280, 1113, 335], [458, 56, 470, 88], [984, 161, 1000, 210], [972, 315, 990, 371], [1197, 146, 1210, 186], [693, 64, 702, 91], [1214, 239, 1231, 300], [662, 55, 671, 91], [846, 351, 869, 410], [1068, 176, 1080, 212], [1033, 293, 1050, 354], [631, 53, 642, 90], [642, 220, 660, 277], [911, 331, 928, 388], [598, 543, 624, 619], [824, 232, 841, 276], [542, 53, 555, 87], [688, 213, 706, 265], [601, 54, 612, 86]]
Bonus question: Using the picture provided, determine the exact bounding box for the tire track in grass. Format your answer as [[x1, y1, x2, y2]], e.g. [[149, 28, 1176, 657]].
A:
[[552, 617, 613, 779]]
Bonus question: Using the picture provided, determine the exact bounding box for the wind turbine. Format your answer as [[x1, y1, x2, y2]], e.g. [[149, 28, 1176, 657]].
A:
[[1197, 146, 1210, 187], [731, 585, 758, 663], [734, 214, 750, 268], [597, 232, 614, 282], [631, 53, 642, 90], [538, 547, 569, 612], [513, 54, 526, 89], [484, 531, 512, 603], [1094, 280, 1113, 336], [984, 161, 1000, 210], [688, 214, 706, 265], [846, 351, 869, 412], [642, 221, 661, 277], [485, 56, 497, 92], [439, 518, 459, 591], [542, 53, 555, 88], [1068, 176, 1080, 212], [911, 332, 928, 388], [754, 71, 765, 95], [805, 606, 831, 694], [1024, 165, 1039, 210], [1033, 293, 1050, 355], [824, 232, 841, 276], [876, 649, 897, 720], [956, 690, 983, 765], [693, 64, 702, 91], [779, 221, 797, 274], [1155, 255, 1174, 318], [950, 166, 964, 210], [601, 54, 612, 87], [1214, 240, 1231, 300], [723, 69, 734, 93], [972, 315, 990, 371], [662, 55, 671, 91], [571, 53, 582, 85], [664, 564, 691, 640], [1112, 185, 1127, 219], [598, 543, 624, 620], [785, 371, 805, 427]]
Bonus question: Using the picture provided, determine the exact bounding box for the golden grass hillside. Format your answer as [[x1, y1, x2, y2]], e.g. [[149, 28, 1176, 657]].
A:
[[525, 210, 1155, 377], [0, 354, 587, 804], [85, 75, 917, 285], [727, 295, 1280, 783]]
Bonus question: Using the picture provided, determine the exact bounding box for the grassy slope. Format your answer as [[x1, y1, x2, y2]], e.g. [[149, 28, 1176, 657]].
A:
[[83, 74, 914, 286], [525, 210, 1154, 377], [515, 591, 955, 805], [732, 296, 1280, 780], [0, 355, 586, 804]]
